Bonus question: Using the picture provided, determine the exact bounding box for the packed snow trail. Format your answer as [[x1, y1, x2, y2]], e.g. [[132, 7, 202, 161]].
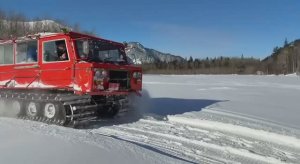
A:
[[90, 111, 300, 163], [0, 118, 191, 164], [1, 108, 299, 164]]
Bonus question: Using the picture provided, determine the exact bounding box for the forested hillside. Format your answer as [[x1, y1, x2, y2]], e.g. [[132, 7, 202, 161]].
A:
[[0, 9, 89, 39], [262, 39, 300, 74]]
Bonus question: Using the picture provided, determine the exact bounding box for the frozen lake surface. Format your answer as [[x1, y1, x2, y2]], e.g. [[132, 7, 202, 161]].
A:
[[1, 75, 300, 163]]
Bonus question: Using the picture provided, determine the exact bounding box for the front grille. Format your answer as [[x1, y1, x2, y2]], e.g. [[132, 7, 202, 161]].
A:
[[109, 70, 130, 90]]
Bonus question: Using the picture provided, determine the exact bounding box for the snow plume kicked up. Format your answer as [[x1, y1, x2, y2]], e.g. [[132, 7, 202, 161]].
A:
[[117, 89, 153, 121], [126, 89, 169, 121], [0, 100, 21, 118], [130, 89, 152, 115]]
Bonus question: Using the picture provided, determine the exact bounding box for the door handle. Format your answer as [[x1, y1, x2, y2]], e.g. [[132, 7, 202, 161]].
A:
[[65, 67, 71, 70]]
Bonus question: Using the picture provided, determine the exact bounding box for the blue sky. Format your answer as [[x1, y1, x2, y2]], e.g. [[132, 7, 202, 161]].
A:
[[1, 0, 300, 59]]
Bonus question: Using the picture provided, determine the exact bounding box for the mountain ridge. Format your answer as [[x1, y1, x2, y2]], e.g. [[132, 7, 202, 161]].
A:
[[125, 42, 185, 64]]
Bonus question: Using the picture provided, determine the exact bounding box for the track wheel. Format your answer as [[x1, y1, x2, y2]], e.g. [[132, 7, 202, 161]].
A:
[[11, 100, 24, 117], [26, 101, 41, 119], [43, 103, 65, 125], [43, 103, 59, 119]]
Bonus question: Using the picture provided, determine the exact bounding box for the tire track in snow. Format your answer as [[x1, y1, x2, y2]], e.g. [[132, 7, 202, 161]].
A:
[[92, 117, 296, 164], [167, 116, 300, 149], [106, 126, 282, 163], [95, 127, 229, 164]]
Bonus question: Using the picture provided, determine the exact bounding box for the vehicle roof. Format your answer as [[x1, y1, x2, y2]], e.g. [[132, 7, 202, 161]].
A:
[[0, 31, 124, 47]]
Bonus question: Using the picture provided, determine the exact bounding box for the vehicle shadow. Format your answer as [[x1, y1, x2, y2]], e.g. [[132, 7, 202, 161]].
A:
[[82, 90, 225, 129], [144, 98, 222, 117]]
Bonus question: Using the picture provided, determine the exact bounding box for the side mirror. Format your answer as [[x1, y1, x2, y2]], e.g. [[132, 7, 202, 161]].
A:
[[123, 41, 128, 48], [83, 40, 89, 55]]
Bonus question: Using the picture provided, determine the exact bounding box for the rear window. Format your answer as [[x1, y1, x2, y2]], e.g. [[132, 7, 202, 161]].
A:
[[0, 44, 14, 65], [16, 40, 38, 63]]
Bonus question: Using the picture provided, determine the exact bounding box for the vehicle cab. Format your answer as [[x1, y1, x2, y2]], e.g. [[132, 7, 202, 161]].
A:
[[0, 32, 142, 96]]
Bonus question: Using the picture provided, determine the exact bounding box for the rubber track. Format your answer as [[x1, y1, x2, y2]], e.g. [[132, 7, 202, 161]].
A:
[[0, 91, 98, 127]]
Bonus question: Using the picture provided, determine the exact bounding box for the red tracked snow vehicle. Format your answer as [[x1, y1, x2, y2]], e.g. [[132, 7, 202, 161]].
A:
[[0, 32, 142, 126]]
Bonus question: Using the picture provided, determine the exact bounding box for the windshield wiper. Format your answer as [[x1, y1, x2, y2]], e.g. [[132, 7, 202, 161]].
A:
[[103, 57, 113, 62], [81, 56, 103, 62]]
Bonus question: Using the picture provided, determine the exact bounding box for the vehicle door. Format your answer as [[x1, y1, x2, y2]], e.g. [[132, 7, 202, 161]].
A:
[[13, 39, 40, 88], [39, 37, 74, 88]]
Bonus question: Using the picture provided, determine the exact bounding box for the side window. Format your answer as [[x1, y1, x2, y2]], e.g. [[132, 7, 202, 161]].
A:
[[0, 44, 13, 65], [16, 40, 38, 63], [43, 40, 69, 62]]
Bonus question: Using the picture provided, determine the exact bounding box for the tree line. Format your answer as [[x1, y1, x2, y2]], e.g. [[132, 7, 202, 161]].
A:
[[0, 9, 92, 39], [142, 38, 300, 75], [142, 56, 262, 74]]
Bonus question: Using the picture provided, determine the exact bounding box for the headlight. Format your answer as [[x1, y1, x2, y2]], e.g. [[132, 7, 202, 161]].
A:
[[95, 70, 101, 78], [133, 72, 142, 79], [94, 69, 108, 80], [101, 70, 108, 77], [93, 69, 109, 90]]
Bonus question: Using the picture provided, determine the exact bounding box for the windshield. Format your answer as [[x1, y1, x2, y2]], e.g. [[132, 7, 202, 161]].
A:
[[75, 39, 127, 64]]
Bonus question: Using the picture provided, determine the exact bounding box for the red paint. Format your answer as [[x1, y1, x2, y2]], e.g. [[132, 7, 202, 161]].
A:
[[0, 32, 142, 95]]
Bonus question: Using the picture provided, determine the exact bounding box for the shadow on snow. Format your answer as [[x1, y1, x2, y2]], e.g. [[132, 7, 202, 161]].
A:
[[145, 98, 222, 117], [84, 90, 225, 129]]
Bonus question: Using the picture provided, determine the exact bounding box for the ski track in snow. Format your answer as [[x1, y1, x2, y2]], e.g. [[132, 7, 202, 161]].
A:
[[1, 75, 300, 164]]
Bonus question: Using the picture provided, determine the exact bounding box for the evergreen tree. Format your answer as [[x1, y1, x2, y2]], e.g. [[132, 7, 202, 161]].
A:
[[284, 38, 288, 47], [273, 46, 279, 54]]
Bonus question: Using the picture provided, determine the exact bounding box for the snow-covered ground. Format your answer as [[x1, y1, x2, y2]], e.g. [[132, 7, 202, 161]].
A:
[[1, 75, 300, 164]]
